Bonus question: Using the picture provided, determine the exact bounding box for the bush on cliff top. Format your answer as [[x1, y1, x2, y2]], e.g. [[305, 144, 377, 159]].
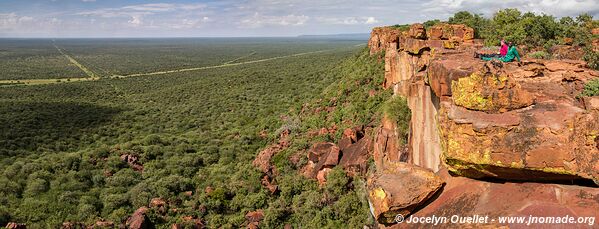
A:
[[579, 79, 599, 97], [447, 9, 597, 49], [583, 49, 599, 70]]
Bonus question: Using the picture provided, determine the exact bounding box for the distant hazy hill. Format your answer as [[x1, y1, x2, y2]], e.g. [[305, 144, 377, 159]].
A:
[[297, 33, 370, 40]]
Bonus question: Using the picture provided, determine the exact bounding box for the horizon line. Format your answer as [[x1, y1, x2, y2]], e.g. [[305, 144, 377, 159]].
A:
[[0, 33, 371, 40]]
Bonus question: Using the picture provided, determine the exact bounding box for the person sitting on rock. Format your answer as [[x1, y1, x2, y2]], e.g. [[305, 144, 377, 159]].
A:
[[481, 42, 521, 62], [499, 39, 508, 57]]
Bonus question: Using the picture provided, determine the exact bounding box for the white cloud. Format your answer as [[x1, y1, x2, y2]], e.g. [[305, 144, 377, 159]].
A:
[[128, 15, 143, 26], [315, 16, 380, 25], [77, 3, 206, 17], [0, 13, 18, 29], [0, 13, 38, 29], [239, 13, 309, 28], [365, 17, 379, 24], [4, 0, 598, 37]]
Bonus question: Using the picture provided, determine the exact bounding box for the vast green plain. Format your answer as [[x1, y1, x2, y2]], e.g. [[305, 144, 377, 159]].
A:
[[0, 38, 386, 228]]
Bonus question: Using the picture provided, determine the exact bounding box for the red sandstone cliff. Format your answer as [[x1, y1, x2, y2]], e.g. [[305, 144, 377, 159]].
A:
[[367, 23, 599, 227]]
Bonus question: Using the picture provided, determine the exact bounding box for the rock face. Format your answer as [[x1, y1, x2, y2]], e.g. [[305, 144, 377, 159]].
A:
[[368, 22, 599, 227], [451, 63, 535, 113], [367, 162, 444, 225], [372, 24, 478, 173], [369, 27, 404, 54]]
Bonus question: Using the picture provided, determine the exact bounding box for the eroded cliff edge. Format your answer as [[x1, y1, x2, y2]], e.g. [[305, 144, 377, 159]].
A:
[[367, 23, 599, 226]]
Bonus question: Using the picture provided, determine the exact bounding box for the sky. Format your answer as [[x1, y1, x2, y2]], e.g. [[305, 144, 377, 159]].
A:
[[0, 0, 598, 38]]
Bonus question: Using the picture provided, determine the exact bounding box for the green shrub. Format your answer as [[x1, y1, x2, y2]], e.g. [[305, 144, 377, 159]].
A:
[[24, 178, 48, 196], [381, 96, 411, 144], [578, 79, 599, 97], [583, 49, 599, 70]]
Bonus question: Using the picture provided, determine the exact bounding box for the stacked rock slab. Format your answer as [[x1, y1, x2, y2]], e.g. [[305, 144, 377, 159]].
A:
[[367, 22, 599, 227], [439, 59, 599, 184]]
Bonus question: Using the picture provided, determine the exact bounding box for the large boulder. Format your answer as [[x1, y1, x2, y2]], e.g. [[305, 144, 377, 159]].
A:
[[367, 162, 444, 225], [302, 142, 340, 178], [428, 54, 477, 98], [408, 23, 426, 40], [451, 63, 534, 113], [339, 134, 372, 176], [389, 168, 599, 228]]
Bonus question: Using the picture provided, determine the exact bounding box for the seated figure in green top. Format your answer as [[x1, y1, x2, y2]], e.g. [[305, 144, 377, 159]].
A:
[[481, 42, 521, 62]]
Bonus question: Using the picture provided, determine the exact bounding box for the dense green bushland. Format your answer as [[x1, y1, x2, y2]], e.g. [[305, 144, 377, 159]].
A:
[[0, 42, 391, 228], [56, 38, 363, 77], [0, 38, 363, 80], [0, 39, 87, 80]]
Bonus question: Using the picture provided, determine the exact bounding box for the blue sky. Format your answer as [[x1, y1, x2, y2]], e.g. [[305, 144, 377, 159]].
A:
[[1, 0, 598, 37]]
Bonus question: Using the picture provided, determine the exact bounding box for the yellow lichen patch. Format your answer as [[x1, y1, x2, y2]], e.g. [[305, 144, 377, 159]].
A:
[[371, 187, 387, 200], [443, 40, 455, 49], [452, 73, 494, 111], [510, 161, 525, 169]]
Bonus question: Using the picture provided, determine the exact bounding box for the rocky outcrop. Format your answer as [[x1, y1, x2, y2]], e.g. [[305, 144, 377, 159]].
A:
[[245, 210, 265, 229], [126, 207, 154, 229], [253, 129, 290, 193], [119, 153, 144, 172], [368, 22, 599, 227], [367, 162, 444, 225], [149, 198, 168, 215], [369, 27, 404, 54], [303, 142, 340, 179], [370, 22, 599, 184], [253, 129, 290, 174], [5, 222, 26, 229], [440, 59, 599, 184], [299, 125, 372, 184]]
